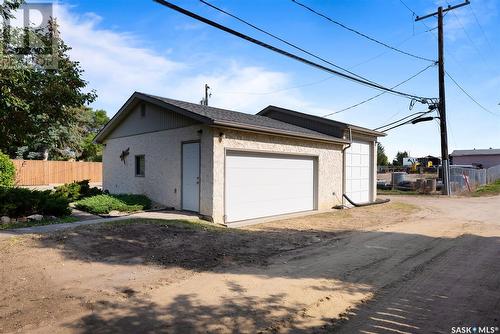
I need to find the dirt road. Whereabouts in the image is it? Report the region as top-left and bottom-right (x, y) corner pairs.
(1, 196), (499, 333)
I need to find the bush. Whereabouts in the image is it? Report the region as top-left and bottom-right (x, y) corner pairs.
(0, 151), (15, 187)
(75, 194), (152, 215)
(54, 179), (102, 201)
(0, 187), (71, 218)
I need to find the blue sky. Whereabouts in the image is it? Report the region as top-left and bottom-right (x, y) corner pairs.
(49, 0), (499, 160)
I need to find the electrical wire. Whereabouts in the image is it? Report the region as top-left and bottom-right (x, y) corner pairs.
(445, 71), (500, 117)
(445, 0), (488, 64)
(201, 0), (432, 103)
(374, 111), (431, 131)
(375, 110), (435, 132)
(323, 62), (436, 117)
(290, 0), (436, 63)
(199, 0), (374, 84)
(469, 3), (495, 53)
(218, 33), (427, 96)
(154, 0), (432, 102)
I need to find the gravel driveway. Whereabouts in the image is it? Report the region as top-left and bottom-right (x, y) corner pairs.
(0, 196), (499, 333)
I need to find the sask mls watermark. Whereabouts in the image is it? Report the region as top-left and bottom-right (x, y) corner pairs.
(451, 326), (499, 334)
(1, 1), (58, 69)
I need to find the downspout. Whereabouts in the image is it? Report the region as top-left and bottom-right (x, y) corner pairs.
(341, 127), (352, 208)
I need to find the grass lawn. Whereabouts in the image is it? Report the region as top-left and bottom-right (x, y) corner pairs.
(74, 194), (152, 215)
(0, 216), (78, 231)
(472, 180), (500, 197)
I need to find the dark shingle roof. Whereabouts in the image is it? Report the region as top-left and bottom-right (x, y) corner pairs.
(142, 93), (345, 143)
(451, 149), (500, 156)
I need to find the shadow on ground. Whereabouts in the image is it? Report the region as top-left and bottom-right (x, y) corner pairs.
(26, 215), (500, 333)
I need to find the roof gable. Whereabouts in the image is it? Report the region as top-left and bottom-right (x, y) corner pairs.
(95, 92), (348, 144)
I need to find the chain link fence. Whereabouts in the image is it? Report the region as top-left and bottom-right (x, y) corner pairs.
(487, 164), (500, 184)
(450, 164), (500, 195)
(449, 166), (486, 194)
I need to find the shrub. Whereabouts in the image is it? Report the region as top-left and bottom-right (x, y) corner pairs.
(0, 187), (71, 218)
(75, 194), (152, 215)
(0, 151), (15, 187)
(54, 179), (102, 201)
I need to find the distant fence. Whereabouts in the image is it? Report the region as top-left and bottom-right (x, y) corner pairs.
(449, 164), (500, 194)
(487, 164), (500, 184)
(12, 160), (102, 186)
(449, 166), (486, 194)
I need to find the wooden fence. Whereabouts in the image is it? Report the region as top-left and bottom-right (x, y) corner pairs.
(12, 160), (102, 186)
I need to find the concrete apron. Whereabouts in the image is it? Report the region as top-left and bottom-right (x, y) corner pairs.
(227, 208), (339, 228)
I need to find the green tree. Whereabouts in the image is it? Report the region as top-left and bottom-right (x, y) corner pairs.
(0, 151), (15, 187)
(377, 143), (389, 166)
(393, 151), (409, 166)
(77, 108), (109, 161)
(1, 5), (96, 159)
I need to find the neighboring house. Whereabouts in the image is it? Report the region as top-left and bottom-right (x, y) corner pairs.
(95, 92), (385, 225)
(451, 149), (500, 169)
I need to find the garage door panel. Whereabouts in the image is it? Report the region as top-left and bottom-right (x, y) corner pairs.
(226, 153), (315, 223)
(345, 141), (372, 204)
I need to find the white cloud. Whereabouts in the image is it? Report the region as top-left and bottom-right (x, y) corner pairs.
(53, 4), (314, 116)
(433, 0), (497, 42)
(55, 4), (184, 112)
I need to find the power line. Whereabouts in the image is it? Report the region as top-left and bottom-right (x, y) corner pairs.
(398, 0), (417, 17)
(375, 110), (434, 132)
(290, 0), (436, 63)
(323, 62), (436, 117)
(445, 0), (488, 64)
(445, 70), (500, 117)
(199, 0), (374, 84)
(154, 0), (432, 102)
(219, 35), (426, 97)
(469, 3), (495, 53)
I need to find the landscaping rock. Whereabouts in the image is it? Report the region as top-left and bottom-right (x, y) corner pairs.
(1, 216), (11, 224)
(108, 210), (122, 216)
(17, 217), (28, 223)
(27, 214), (44, 221)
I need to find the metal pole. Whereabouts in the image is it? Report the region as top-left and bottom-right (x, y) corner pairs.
(204, 84), (210, 106)
(416, 1), (470, 195)
(437, 7), (451, 195)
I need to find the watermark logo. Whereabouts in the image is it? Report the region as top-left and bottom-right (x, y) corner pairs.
(1, 2), (58, 69)
(451, 326), (499, 334)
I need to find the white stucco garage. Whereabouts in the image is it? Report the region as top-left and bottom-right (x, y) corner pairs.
(95, 92), (385, 225)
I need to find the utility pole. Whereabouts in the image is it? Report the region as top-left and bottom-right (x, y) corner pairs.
(415, 0), (470, 196)
(200, 83), (211, 106)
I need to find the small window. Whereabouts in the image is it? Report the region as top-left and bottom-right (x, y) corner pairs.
(140, 103), (146, 117)
(135, 155), (145, 177)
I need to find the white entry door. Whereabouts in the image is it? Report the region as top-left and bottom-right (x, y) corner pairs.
(225, 152), (315, 223)
(345, 141), (372, 204)
(182, 142), (200, 212)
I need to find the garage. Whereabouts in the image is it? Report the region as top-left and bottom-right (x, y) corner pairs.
(345, 141), (372, 204)
(225, 151), (316, 223)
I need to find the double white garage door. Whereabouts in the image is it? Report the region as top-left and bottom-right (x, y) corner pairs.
(224, 142), (372, 223)
(225, 152), (315, 223)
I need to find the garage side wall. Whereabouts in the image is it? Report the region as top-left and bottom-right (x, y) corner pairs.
(102, 125), (214, 217)
(212, 128), (344, 224)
